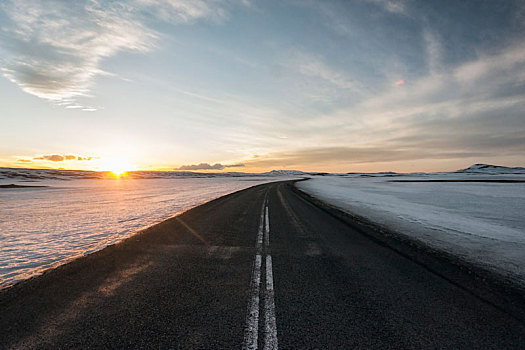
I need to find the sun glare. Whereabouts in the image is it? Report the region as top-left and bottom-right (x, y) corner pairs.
(100, 157), (135, 177)
(110, 167), (127, 177)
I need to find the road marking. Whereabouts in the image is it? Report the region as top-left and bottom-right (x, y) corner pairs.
(264, 205), (270, 247)
(243, 197), (278, 350)
(244, 254), (262, 350)
(256, 201), (265, 251)
(264, 255), (278, 350)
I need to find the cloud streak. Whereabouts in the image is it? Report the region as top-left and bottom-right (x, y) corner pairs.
(245, 146), (489, 170)
(286, 50), (366, 97)
(33, 154), (93, 162)
(135, 0), (238, 24)
(175, 162), (245, 170)
(363, 0), (407, 14)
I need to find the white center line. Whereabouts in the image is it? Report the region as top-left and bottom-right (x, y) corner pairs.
(264, 255), (278, 350)
(264, 205), (270, 248)
(256, 201), (265, 251)
(244, 254), (262, 350)
(243, 197), (278, 350)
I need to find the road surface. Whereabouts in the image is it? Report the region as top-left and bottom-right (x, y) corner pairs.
(1, 180), (524, 349)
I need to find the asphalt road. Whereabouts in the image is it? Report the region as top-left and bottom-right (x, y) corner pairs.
(1, 180), (524, 349)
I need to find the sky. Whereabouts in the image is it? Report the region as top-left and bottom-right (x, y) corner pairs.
(1, 0), (524, 173)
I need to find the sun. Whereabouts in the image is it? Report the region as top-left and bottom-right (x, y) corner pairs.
(100, 157), (136, 177)
(109, 166), (127, 177)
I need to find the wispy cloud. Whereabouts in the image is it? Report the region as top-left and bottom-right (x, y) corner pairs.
(0, 0), (155, 103)
(288, 50), (361, 92)
(175, 162), (245, 170)
(0, 0), (248, 106)
(423, 29), (443, 73)
(135, 0), (244, 24)
(362, 0), (407, 14)
(277, 49), (370, 105)
(294, 0), (407, 39)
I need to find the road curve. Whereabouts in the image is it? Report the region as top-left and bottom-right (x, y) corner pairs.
(1, 180), (524, 349)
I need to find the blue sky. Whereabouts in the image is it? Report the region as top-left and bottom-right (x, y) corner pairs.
(1, 0), (524, 172)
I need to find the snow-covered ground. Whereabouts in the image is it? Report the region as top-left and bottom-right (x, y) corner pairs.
(297, 165), (525, 286)
(0, 173), (299, 288)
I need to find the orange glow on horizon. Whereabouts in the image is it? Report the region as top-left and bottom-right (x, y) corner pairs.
(98, 157), (136, 177)
(109, 169), (127, 177)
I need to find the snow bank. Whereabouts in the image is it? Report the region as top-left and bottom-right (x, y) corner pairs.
(297, 171), (525, 285)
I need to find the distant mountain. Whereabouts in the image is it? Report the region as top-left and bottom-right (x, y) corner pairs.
(456, 164), (525, 174)
(262, 170), (310, 176)
(346, 171), (399, 177)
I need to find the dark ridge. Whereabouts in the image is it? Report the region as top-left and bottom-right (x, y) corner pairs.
(0, 184), (49, 188)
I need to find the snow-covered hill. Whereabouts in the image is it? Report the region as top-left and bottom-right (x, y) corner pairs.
(456, 164), (525, 174)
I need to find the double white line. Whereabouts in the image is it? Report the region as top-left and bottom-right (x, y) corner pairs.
(243, 199), (278, 350)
